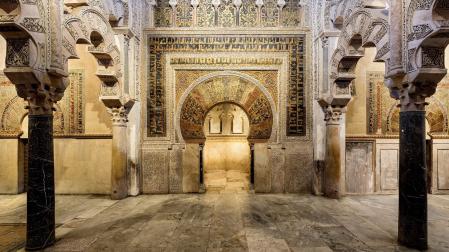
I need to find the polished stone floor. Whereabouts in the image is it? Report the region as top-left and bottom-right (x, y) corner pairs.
(1, 193), (449, 251)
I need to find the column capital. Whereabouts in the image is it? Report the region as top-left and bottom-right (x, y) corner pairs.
(16, 83), (65, 116)
(108, 106), (129, 126)
(399, 82), (437, 112)
(324, 106), (345, 125)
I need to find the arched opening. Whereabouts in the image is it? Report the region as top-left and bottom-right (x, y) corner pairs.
(203, 103), (251, 193)
(178, 73), (275, 193)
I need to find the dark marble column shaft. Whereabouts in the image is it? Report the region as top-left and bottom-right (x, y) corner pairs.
(398, 111), (427, 250)
(26, 114), (55, 250)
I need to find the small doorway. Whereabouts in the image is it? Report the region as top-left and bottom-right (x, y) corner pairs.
(203, 103), (251, 193)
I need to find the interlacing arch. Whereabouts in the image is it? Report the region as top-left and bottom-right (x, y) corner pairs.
(62, 2), (127, 102)
(328, 8), (389, 106)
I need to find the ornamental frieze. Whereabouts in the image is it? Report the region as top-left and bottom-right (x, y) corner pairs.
(153, 0), (304, 28)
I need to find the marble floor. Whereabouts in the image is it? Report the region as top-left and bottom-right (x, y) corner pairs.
(1, 194), (449, 251)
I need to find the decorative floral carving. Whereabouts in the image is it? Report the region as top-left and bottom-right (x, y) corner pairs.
(218, 0), (236, 27)
(20, 17), (45, 33)
(239, 0), (257, 27)
(6, 38), (29, 67)
(154, 0), (173, 27)
(261, 0), (279, 27)
(421, 47), (445, 68)
(407, 24), (433, 42)
(197, 0), (215, 27)
(281, 0), (301, 27)
(176, 0), (193, 27)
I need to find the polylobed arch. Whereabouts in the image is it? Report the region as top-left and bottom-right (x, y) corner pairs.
(176, 71), (277, 143)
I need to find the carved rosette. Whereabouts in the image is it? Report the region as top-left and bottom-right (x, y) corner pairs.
(108, 107), (129, 127)
(324, 106), (344, 125)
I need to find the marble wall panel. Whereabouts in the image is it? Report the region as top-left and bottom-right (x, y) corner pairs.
(269, 145), (285, 193)
(437, 149), (449, 190)
(376, 140), (399, 192)
(169, 145), (183, 193)
(182, 144), (200, 193)
(54, 138), (112, 194)
(254, 143), (270, 193)
(142, 149), (169, 194)
(284, 142), (314, 193)
(345, 141), (375, 194)
(432, 140), (449, 192)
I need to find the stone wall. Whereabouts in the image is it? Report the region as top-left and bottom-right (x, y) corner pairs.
(54, 138), (112, 194)
(0, 139), (19, 193)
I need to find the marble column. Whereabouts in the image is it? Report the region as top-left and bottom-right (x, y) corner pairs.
(398, 89), (428, 250)
(323, 106), (345, 199)
(25, 95), (56, 250)
(108, 107), (129, 200)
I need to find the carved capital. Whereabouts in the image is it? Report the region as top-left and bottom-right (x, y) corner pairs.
(324, 106), (344, 125)
(108, 106), (129, 126)
(321, 36), (329, 48)
(399, 82), (437, 112)
(16, 83), (64, 116)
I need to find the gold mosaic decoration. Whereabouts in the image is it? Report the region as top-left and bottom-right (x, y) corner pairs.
(366, 71), (396, 134)
(59, 70), (85, 133)
(367, 71), (448, 135)
(146, 35), (306, 137)
(174, 69), (279, 106)
(180, 75), (273, 140)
